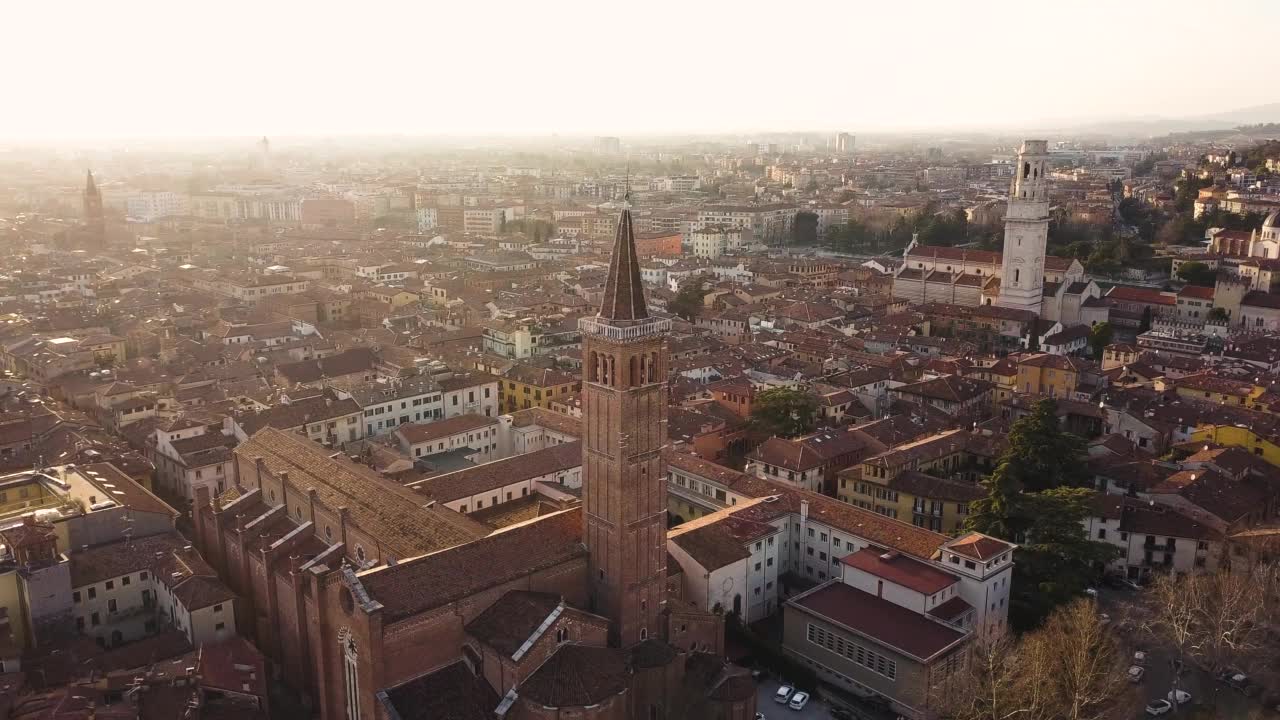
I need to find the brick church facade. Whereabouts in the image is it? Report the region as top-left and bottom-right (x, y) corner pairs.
(192, 205), (756, 720)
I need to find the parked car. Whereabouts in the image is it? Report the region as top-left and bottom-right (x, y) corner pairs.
(1145, 699), (1173, 716)
(1133, 651), (1147, 666)
(755, 713), (767, 720)
(1167, 689), (1192, 705)
(789, 692), (810, 711)
(1085, 587), (1099, 598)
(775, 686), (795, 704)
(1128, 666), (1145, 683)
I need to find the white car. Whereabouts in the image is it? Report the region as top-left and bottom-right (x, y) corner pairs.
(774, 686), (794, 704)
(1128, 666), (1145, 683)
(1167, 689), (1192, 705)
(788, 691), (810, 711)
(755, 714), (767, 720)
(1133, 651), (1148, 666)
(1145, 699), (1173, 716)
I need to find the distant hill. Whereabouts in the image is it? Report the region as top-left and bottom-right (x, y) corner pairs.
(1048, 103), (1280, 139)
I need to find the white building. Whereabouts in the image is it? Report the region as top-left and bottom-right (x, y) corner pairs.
(696, 204), (797, 245)
(690, 226), (748, 259)
(996, 140), (1051, 315)
(69, 533), (236, 649)
(126, 191), (189, 222)
(394, 413), (500, 463)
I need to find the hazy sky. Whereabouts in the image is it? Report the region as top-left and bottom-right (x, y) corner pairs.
(5, 0), (1277, 140)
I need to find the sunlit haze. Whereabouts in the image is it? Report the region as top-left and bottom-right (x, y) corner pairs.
(6, 0), (1278, 140)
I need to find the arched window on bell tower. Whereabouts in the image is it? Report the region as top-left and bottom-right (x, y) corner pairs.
(588, 351), (599, 383)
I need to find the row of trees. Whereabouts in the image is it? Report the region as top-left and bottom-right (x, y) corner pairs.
(825, 204), (992, 255)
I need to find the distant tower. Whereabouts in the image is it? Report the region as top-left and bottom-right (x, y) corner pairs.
(580, 198), (670, 648)
(258, 136), (271, 171)
(996, 140), (1050, 315)
(83, 170), (105, 247)
(833, 132), (854, 155)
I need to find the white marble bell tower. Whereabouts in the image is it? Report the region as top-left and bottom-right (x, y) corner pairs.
(996, 140), (1050, 315)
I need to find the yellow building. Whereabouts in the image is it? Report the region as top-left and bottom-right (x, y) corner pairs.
(360, 287), (420, 308)
(77, 334), (129, 364)
(965, 356), (1018, 407)
(836, 429), (985, 534)
(1015, 353), (1088, 399)
(499, 365), (580, 414)
(1166, 373), (1270, 411)
(1189, 424), (1280, 468)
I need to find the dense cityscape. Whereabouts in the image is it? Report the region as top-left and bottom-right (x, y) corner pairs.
(1, 4), (1280, 720)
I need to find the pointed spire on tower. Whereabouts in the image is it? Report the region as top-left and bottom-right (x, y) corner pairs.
(597, 205), (649, 323)
(85, 170), (97, 193)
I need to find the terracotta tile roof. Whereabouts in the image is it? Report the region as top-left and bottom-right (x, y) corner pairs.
(502, 364), (578, 388)
(379, 660), (500, 720)
(946, 532), (1014, 561)
(861, 429), (969, 471)
(275, 347), (377, 385)
(236, 391), (361, 435)
(887, 470), (986, 504)
(357, 508), (585, 622)
(893, 375), (992, 404)
(840, 547), (957, 595)
(663, 449), (777, 497)
(1106, 286), (1176, 306)
(1177, 285), (1215, 300)
(78, 462), (177, 518)
(465, 590), (563, 656)
(68, 533), (234, 610)
(0, 517), (56, 550)
(506, 407), (582, 437)
(236, 428), (485, 559)
(413, 441), (581, 503)
(790, 581), (966, 661)
(927, 594), (973, 622)
(518, 644), (629, 707)
(394, 413), (499, 445)
(670, 515), (774, 570)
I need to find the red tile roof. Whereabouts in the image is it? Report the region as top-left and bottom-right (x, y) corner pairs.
(395, 414), (499, 445)
(946, 532), (1014, 561)
(840, 548), (958, 595)
(790, 582), (966, 661)
(357, 508), (586, 622)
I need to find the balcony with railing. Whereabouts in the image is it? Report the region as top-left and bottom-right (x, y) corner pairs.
(578, 317), (671, 341)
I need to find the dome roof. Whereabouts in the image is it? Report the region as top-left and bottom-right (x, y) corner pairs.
(1266, 210), (1280, 229)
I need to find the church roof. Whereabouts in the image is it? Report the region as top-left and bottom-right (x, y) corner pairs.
(597, 208), (649, 322)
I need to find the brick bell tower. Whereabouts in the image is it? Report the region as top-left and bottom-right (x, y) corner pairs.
(580, 198), (671, 648)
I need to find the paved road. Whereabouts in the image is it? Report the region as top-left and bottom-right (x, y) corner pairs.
(756, 678), (835, 720)
(1094, 586), (1275, 719)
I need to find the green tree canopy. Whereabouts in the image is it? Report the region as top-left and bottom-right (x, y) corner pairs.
(966, 399), (1115, 630)
(1176, 260), (1216, 287)
(790, 211), (819, 246)
(668, 281), (707, 320)
(1088, 322), (1113, 361)
(1002, 398), (1089, 492)
(749, 387), (819, 438)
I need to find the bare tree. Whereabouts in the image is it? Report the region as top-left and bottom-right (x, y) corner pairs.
(930, 599), (1131, 720)
(1138, 561), (1280, 712)
(1024, 599), (1134, 720)
(931, 635), (1045, 720)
